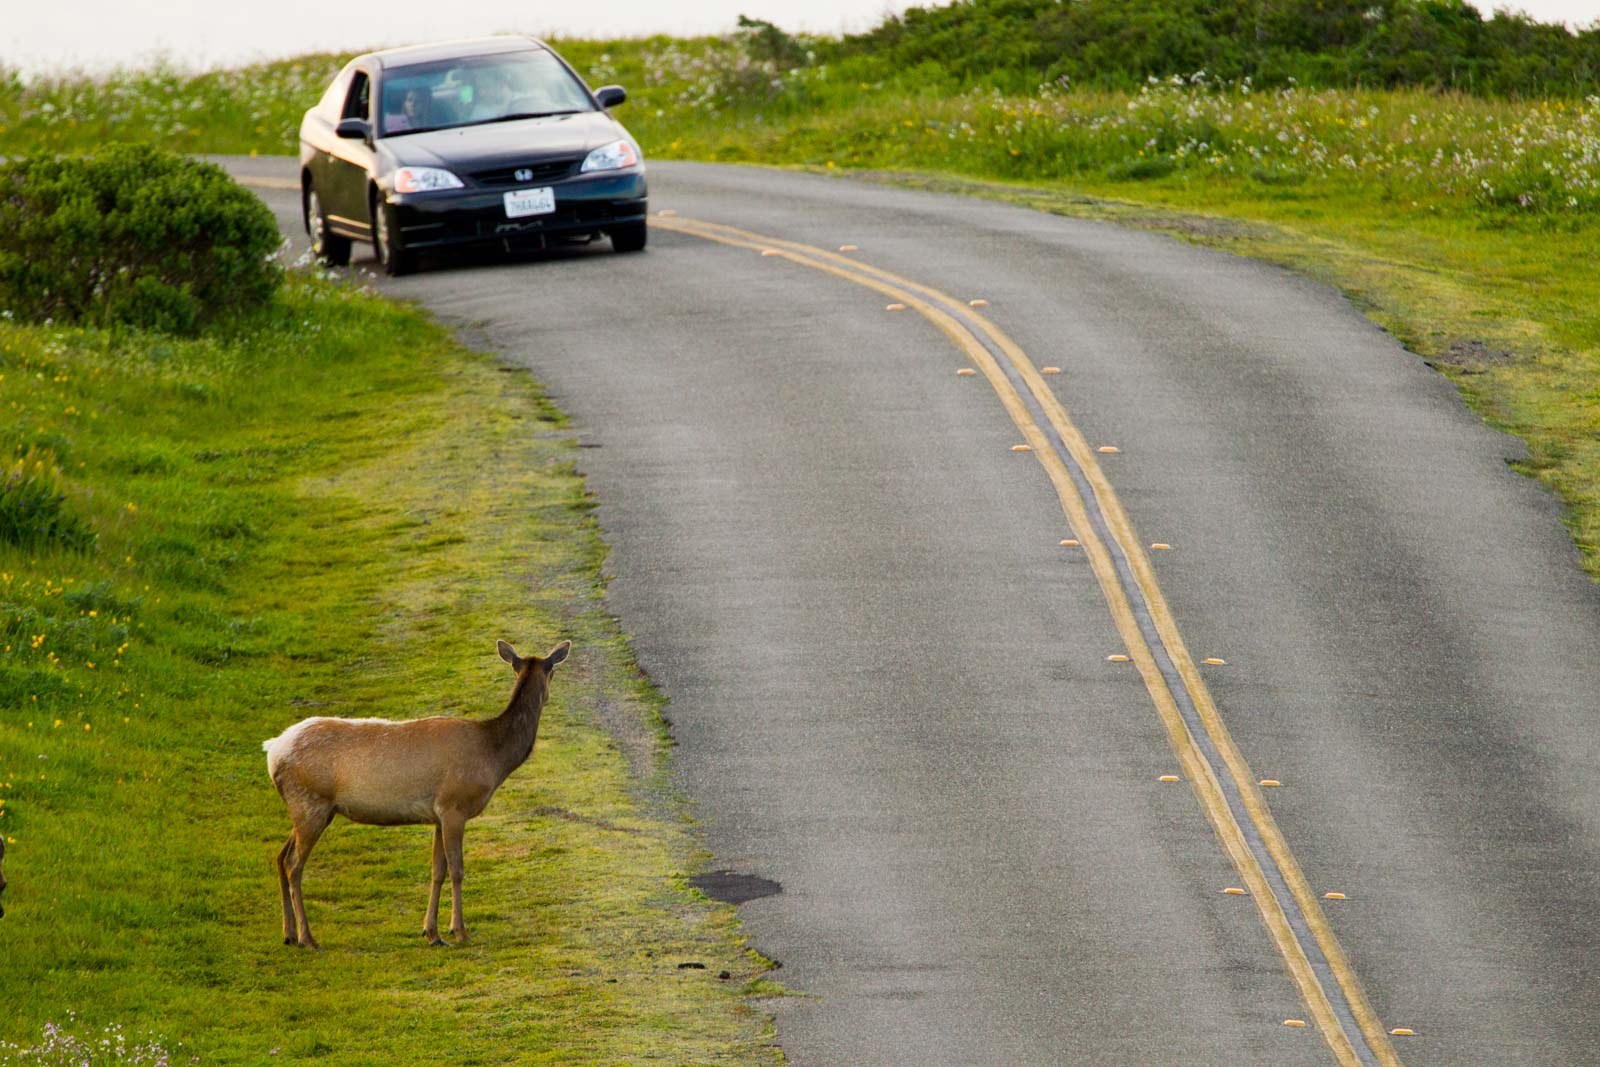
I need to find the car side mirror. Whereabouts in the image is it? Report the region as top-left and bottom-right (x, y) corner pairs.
(336, 118), (372, 142)
(594, 85), (627, 109)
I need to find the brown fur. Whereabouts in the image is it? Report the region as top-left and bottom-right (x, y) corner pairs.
(263, 638), (570, 948)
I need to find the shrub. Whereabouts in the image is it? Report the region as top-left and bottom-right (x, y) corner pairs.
(0, 144), (282, 333)
(833, 0), (1600, 97)
(0, 448), (96, 552)
(1109, 156), (1178, 181)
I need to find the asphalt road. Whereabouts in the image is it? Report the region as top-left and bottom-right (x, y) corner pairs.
(235, 156), (1600, 1066)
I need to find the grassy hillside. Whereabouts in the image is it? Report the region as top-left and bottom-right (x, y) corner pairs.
(0, 272), (779, 1063)
(828, 0), (1600, 96)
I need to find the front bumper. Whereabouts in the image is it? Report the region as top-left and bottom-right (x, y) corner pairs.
(387, 170), (648, 250)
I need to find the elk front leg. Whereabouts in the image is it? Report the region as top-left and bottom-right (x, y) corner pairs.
(423, 823), (447, 947)
(442, 813), (469, 943)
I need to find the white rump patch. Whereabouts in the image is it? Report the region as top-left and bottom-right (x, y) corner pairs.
(264, 716), (409, 775)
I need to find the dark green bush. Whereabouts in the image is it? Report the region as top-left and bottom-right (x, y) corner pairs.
(832, 0), (1600, 97)
(0, 144), (282, 333)
(1108, 156), (1178, 181)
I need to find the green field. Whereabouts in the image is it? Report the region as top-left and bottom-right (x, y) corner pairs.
(0, 276), (779, 1063)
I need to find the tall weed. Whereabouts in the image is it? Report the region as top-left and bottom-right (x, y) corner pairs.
(0, 448), (94, 553)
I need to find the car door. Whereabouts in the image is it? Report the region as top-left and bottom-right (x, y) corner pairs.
(324, 67), (377, 239)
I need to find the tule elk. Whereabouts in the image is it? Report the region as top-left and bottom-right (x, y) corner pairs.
(263, 638), (570, 948)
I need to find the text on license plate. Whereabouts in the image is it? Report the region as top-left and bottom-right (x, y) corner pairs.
(504, 187), (555, 218)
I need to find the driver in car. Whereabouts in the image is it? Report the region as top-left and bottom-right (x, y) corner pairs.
(467, 68), (514, 121)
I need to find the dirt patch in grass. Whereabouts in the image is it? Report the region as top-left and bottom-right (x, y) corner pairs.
(1432, 338), (1518, 369)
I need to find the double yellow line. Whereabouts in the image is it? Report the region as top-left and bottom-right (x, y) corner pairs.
(657, 214), (1400, 1067)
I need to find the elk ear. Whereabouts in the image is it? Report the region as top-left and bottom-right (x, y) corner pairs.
(497, 640), (521, 670)
(544, 640), (572, 671)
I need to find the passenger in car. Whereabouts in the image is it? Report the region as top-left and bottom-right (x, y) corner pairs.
(386, 87), (433, 132)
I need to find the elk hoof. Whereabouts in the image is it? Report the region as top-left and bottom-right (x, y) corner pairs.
(283, 935), (295, 946)
(425, 934), (447, 947)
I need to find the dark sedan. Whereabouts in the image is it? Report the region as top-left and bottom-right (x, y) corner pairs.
(299, 36), (647, 275)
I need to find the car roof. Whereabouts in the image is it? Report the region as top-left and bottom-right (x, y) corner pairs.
(364, 35), (549, 71)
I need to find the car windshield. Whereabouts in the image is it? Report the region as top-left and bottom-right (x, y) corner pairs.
(378, 49), (594, 137)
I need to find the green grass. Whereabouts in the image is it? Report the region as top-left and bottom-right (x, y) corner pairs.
(0, 56), (344, 157)
(0, 273), (780, 1064)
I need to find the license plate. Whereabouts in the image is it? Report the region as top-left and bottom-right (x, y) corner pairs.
(503, 187), (555, 218)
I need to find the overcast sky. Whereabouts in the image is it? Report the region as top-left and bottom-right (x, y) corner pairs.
(5, 0), (1597, 77)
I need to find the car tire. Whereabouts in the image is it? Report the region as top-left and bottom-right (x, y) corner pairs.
(372, 195), (417, 277)
(610, 222), (647, 254)
(305, 184), (351, 267)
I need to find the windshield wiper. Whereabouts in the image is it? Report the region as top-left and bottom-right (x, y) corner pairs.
(484, 109), (585, 124)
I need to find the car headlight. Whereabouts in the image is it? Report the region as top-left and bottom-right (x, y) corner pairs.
(392, 167), (464, 193)
(580, 139), (640, 173)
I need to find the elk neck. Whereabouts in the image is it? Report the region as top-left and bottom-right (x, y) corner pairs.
(484, 667), (547, 778)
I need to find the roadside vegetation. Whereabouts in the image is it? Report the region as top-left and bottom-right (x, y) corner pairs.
(0, 147), (282, 334)
(0, 207), (778, 1060)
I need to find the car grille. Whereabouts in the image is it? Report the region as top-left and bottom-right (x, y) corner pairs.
(471, 158), (583, 187)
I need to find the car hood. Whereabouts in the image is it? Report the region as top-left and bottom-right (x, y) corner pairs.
(381, 111), (628, 170)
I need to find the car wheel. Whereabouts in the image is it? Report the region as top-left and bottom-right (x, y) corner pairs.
(610, 222), (647, 254)
(305, 184), (351, 266)
(372, 195), (417, 277)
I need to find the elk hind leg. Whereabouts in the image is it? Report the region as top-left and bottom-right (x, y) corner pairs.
(422, 823), (447, 946)
(287, 806), (334, 949)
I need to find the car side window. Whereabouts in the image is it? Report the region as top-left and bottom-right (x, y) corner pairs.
(342, 71), (371, 122)
(319, 68), (353, 121)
